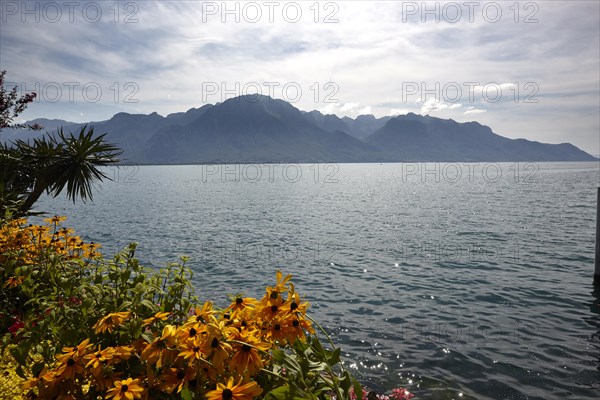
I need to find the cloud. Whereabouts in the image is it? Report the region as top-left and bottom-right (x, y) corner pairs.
(319, 103), (337, 115)
(0, 1), (597, 153)
(420, 98), (462, 114)
(464, 107), (487, 115)
(340, 102), (359, 112)
(358, 106), (372, 115)
(390, 108), (409, 116)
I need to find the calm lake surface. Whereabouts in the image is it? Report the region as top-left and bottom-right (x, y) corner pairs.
(35, 162), (600, 399)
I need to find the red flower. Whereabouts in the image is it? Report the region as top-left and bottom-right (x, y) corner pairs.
(8, 318), (24, 336)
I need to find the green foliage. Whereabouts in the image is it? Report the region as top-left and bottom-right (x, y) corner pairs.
(266, 336), (362, 400)
(0, 125), (122, 217)
(0, 217), (365, 399)
(1, 242), (197, 370)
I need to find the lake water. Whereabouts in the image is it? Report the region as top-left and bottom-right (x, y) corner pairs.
(35, 162), (600, 399)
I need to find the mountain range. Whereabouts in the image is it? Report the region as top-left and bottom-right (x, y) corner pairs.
(1, 95), (596, 163)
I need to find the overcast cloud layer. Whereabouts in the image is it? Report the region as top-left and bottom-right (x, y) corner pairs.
(1, 0), (598, 154)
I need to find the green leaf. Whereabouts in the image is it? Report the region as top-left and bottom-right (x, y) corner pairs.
(16, 365), (26, 379)
(272, 349), (286, 363)
(352, 377), (363, 400)
(266, 385), (305, 400)
(32, 361), (45, 377)
(180, 388), (192, 400)
(140, 299), (157, 312)
(329, 347), (341, 366)
(141, 332), (155, 343)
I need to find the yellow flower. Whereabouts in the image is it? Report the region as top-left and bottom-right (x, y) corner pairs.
(54, 354), (84, 381)
(53, 338), (91, 381)
(206, 376), (263, 400)
(189, 301), (216, 324)
(141, 325), (177, 368)
(178, 336), (206, 362)
(202, 323), (233, 373)
(229, 330), (270, 376)
(83, 241), (102, 258)
(93, 311), (132, 334)
(225, 296), (258, 317)
(258, 295), (285, 321)
(177, 322), (206, 342)
(142, 311), (170, 326)
(3, 275), (24, 288)
(106, 377), (144, 400)
(266, 315), (288, 344)
(84, 346), (115, 375)
(262, 271), (292, 305)
(44, 215), (67, 225)
(284, 284), (309, 315)
(159, 367), (195, 394)
(283, 315), (315, 343)
(113, 345), (135, 361)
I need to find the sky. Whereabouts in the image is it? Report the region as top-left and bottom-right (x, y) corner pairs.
(1, 0), (599, 154)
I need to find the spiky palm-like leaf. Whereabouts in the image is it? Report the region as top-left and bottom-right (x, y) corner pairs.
(0, 125), (122, 217)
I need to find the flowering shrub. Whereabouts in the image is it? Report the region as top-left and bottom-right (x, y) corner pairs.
(349, 387), (414, 400)
(0, 216), (415, 399)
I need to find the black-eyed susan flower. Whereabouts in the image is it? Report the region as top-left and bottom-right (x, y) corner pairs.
(141, 325), (177, 368)
(54, 354), (84, 381)
(257, 296), (285, 322)
(189, 301), (216, 324)
(206, 376), (263, 400)
(3, 275), (24, 288)
(53, 338), (91, 380)
(229, 330), (270, 376)
(84, 346), (115, 376)
(262, 271), (292, 306)
(44, 215), (67, 225)
(283, 315), (315, 343)
(142, 311), (170, 326)
(284, 283), (310, 315)
(113, 345), (135, 361)
(177, 321), (206, 342)
(202, 323), (233, 373)
(159, 367), (195, 394)
(265, 315), (288, 344)
(178, 336), (206, 362)
(225, 295), (258, 317)
(93, 311), (132, 334)
(106, 378), (144, 400)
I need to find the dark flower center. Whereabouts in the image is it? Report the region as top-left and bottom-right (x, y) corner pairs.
(121, 384), (129, 392)
(270, 291), (279, 299)
(189, 328), (197, 337)
(67, 358), (75, 366)
(271, 305), (278, 313)
(241, 344), (251, 352)
(292, 320), (299, 327)
(211, 337), (219, 348)
(235, 297), (243, 304)
(222, 388), (233, 400)
(193, 346), (200, 353)
(290, 302), (298, 311)
(177, 370), (186, 380)
(274, 324), (281, 331)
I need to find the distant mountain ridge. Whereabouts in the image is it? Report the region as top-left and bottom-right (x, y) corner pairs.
(1, 94), (596, 163)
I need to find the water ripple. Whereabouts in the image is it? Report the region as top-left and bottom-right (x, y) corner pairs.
(34, 162), (600, 399)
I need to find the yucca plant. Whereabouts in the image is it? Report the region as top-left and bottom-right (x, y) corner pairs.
(0, 70), (121, 218)
(0, 126), (121, 217)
